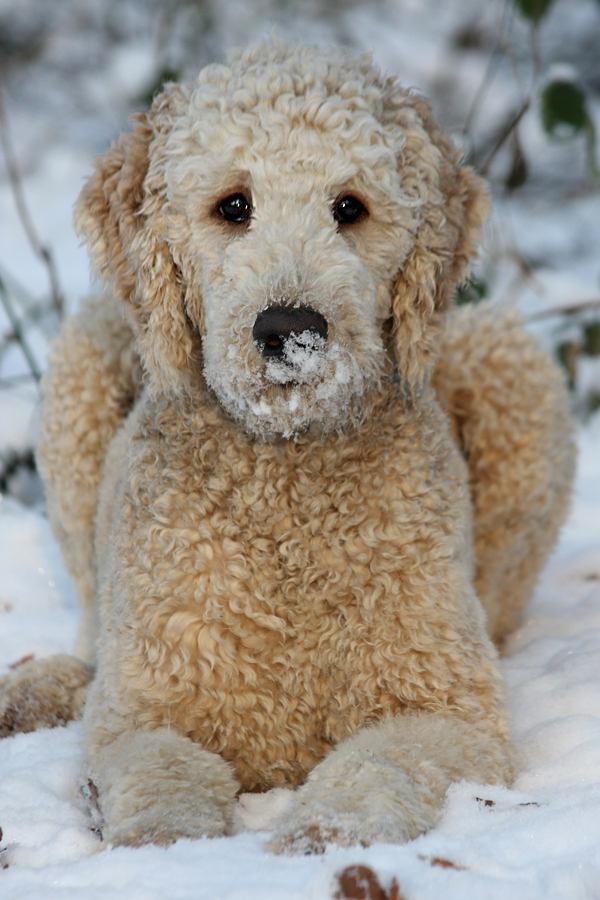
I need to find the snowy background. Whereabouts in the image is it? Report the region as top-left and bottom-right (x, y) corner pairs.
(1, 0), (600, 897)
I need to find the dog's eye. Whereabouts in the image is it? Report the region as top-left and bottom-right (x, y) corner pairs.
(218, 193), (252, 224)
(333, 195), (367, 225)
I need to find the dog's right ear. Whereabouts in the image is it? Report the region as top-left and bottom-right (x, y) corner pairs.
(74, 110), (153, 312)
(74, 86), (198, 396)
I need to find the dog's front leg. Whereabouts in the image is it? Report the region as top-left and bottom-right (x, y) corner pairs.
(268, 711), (512, 854)
(85, 728), (239, 847)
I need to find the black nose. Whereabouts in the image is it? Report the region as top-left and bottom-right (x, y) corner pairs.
(253, 305), (328, 360)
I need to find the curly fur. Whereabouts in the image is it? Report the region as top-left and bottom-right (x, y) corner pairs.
(1, 37), (575, 852)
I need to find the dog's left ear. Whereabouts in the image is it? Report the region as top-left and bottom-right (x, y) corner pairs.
(382, 89), (490, 395)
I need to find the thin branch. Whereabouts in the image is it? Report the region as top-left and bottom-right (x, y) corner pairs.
(0, 81), (64, 316)
(0, 274), (42, 382)
(467, 2), (544, 179)
(462, 0), (513, 139)
(462, 50), (503, 141)
(0, 265), (60, 338)
(585, 115), (598, 186)
(0, 373), (41, 386)
(528, 298), (600, 322)
(154, 0), (179, 68)
(478, 98), (531, 175)
(530, 21), (542, 82)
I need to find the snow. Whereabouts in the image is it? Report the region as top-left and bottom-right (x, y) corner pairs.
(265, 332), (327, 382)
(1, 0), (600, 896)
(1, 396), (599, 900)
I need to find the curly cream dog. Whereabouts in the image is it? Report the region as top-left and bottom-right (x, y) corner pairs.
(0, 37), (574, 853)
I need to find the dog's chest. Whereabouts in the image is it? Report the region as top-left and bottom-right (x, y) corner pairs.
(114, 399), (467, 789)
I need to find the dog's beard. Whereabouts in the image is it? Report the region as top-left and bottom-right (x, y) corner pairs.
(203, 330), (384, 439)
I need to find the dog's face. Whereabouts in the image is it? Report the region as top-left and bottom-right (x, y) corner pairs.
(76, 38), (489, 438)
(163, 54), (424, 437)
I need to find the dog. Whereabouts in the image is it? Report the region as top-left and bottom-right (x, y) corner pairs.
(0, 36), (575, 853)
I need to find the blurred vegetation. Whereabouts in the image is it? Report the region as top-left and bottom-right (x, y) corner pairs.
(457, 0), (600, 416)
(463, 0), (598, 186)
(0, 0), (599, 504)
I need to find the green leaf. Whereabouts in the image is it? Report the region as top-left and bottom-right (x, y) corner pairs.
(587, 391), (600, 416)
(557, 340), (578, 390)
(541, 79), (587, 137)
(513, 0), (554, 23)
(455, 276), (487, 306)
(582, 322), (600, 356)
(139, 68), (182, 108)
(505, 138), (528, 191)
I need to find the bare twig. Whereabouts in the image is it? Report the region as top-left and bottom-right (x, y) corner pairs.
(466, 1), (546, 180)
(0, 81), (64, 317)
(462, 49), (503, 141)
(530, 21), (542, 82)
(462, 0), (513, 139)
(0, 274), (42, 382)
(585, 116), (598, 186)
(154, 0), (179, 67)
(528, 298), (600, 321)
(478, 98), (531, 175)
(0, 373), (41, 386)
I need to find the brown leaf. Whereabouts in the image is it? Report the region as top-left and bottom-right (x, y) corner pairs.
(387, 880), (404, 900)
(418, 855), (466, 871)
(475, 797), (495, 807)
(8, 654), (34, 670)
(333, 865), (405, 900)
(85, 779), (99, 804)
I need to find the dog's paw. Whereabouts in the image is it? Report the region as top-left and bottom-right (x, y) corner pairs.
(90, 728), (239, 848)
(268, 810), (368, 855)
(268, 764), (426, 854)
(0, 654), (92, 737)
(102, 786), (233, 848)
(268, 797), (417, 855)
(267, 754), (435, 855)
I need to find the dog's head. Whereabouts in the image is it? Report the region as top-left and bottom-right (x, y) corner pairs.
(75, 36), (489, 438)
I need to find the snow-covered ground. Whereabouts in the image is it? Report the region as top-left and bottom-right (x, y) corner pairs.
(0, 410), (598, 899)
(1, 0), (600, 897)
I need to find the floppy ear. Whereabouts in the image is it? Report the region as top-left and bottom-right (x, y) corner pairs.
(74, 86), (200, 396)
(382, 89), (490, 395)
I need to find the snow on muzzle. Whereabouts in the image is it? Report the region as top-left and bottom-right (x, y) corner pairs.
(252, 304), (328, 376)
(203, 293), (381, 438)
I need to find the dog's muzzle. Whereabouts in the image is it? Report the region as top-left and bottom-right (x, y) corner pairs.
(253, 305), (328, 360)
